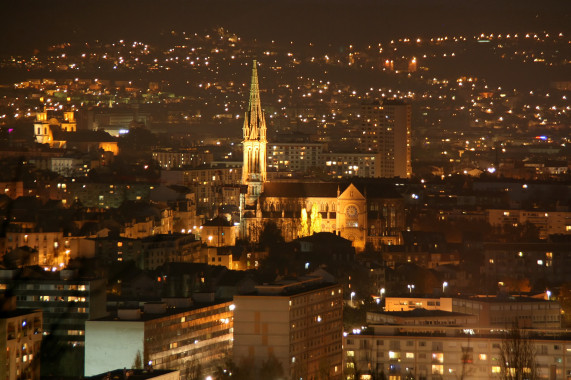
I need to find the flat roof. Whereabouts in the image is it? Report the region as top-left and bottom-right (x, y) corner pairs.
(87, 369), (178, 380)
(91, 301), (232, 323)
(0, 309), (41, 319)
(237, 277), (338, 297)
(370, 309), (473, 318)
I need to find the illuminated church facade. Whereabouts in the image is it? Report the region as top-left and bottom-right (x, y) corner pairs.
(240, 61), (404, 251)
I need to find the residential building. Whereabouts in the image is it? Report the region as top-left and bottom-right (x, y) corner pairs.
(152, 149), (213, 169)
(385, 297), (454, 312)
(487, 209), (571, 239)
(483, 242), (571, 285)
(267, 142), (325, 173)
(4, 228), (68, 268)
(160, 166), (242, 217)
(366, 309), (479, 327)
(65, 182), (152, 208)
(0, 268), (107, 347)
(384, 296), (562, 329)
(140, 233), (201, 270)
(451, 296), (561, 329)
(202, 216), (237, 248)
(323, 152), (382, 178)
(84, 300), (234, 378)
(233, 276), (344, 380)
(359, 99), (412, 178)
(344, 325), (571, 380)
(0, 308), (43, 380)
(0, 181), (25, 199)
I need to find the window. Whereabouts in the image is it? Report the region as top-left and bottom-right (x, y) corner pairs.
(389, 351), (400, 359)
(462, 347), (474, 363)
(432, 353), (444, 363)
(432, 365), (443, 375)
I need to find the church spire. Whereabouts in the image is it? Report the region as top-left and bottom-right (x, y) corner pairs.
(241, 60), (267, 206)
(243, 60), (266, 142)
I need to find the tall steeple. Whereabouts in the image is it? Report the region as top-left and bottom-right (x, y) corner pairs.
(243, 60), (267, 143)
(242, 60), (267, 206)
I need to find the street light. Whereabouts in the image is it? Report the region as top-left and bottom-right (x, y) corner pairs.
(376, 288), (386, 305)
(407, 284), (415, 294)
(350, 291), (356, 307)
(442, 281), (448, 294)
(546, 290), (551, 300)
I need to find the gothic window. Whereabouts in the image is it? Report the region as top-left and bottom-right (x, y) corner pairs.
(345, 205), (359, 228)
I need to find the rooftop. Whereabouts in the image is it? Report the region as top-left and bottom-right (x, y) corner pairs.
(370, 308), (473, 318)
(243, 275), (337, 296)
(0, 308), (41, 320)
(92, 300), (232, 323)
(86, 369), (178, 380)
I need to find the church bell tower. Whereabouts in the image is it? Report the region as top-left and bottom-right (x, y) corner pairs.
(242, 60), (267, 206)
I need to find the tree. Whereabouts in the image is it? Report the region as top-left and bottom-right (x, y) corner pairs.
(309, 204), (322, 235)
(259, 353), (284, 379)
(184, 358), (203, 380)
(299, 208), (309, 237)
(132, 350), (143, 370)
(344, 356), (361, 380)
(499, 324), (538, 380)
(259, 220), (284, 250)
(459, 343), (475, 380)
(214, 354), (252, 380)
(558, 283), (571, 327)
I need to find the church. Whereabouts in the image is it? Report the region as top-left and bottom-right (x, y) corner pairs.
(239, 61), (405, 251)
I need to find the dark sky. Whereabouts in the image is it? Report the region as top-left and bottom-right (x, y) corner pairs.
(1, 0), (569, 53)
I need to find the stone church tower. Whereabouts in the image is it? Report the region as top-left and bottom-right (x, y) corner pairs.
(242, 60), (267, 206)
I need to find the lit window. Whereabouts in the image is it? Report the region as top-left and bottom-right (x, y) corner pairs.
(432, 353), (444, 363)
(432, 365), (444, 375)
(479, 354), (487, 360)
(389, 351), (400, 359)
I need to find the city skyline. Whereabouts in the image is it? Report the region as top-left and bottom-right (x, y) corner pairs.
(0, 1), (569, 379)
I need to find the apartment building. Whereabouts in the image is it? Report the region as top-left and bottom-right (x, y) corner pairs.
(85, 300), (234, 378)
(0, 268), (106, 347)
(233, 276), (344, 379)
(344, 325), (571, 380)
(0, 308), (43, 380)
